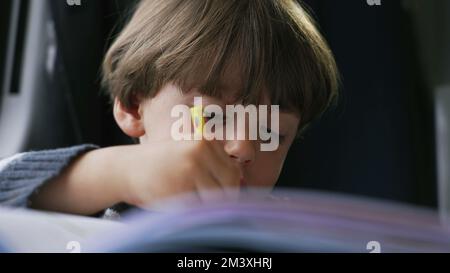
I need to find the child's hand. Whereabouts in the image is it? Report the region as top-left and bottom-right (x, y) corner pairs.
(117, 139), (242, 208)
(30, 140), (241, 215)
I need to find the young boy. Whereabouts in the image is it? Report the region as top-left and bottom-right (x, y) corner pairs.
(0, 0), (339, 216)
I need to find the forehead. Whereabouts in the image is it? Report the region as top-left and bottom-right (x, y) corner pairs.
(207, 59), (247, 103)
(180, 56), (300, 116)
(210, 62), (273, 105)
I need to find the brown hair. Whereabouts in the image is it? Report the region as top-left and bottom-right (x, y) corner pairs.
(102, 0), (340, 132)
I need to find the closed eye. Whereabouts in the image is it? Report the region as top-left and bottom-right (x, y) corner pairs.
(260, 127), (286, 144)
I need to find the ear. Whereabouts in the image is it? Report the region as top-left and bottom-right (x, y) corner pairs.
(113, 97), (145, 138)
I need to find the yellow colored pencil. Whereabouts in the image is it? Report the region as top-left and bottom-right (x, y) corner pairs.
(190, 106), (204, 135)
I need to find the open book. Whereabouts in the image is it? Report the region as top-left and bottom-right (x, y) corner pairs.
(1, 189), (450, 253)
(0, 207), (122, 253)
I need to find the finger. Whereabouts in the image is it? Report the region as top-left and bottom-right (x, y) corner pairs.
(194, 167), (227, 203)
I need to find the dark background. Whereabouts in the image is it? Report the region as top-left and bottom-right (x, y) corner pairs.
(0, 0), (444, 208)
(280, 0), (437, 207)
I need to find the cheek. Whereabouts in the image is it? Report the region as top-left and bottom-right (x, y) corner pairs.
(139, 83), (190, 142)
(142, 111), (180, 141)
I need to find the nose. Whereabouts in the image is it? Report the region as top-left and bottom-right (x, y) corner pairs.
(224, 139), (256, 165)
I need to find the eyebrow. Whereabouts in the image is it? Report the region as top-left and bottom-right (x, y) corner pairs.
(187, 85), (300, 116)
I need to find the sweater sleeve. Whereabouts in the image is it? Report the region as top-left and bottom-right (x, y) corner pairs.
(0, 144), (98, 208)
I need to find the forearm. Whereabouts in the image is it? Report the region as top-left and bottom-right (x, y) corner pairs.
(29, 147), (127, 215)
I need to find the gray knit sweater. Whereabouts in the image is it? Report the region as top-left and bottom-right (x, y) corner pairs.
(0, 144), (98, 208)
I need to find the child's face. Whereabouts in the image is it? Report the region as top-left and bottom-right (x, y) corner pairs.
(115, 64), (300, 190)
(129, 82), (300, 190)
